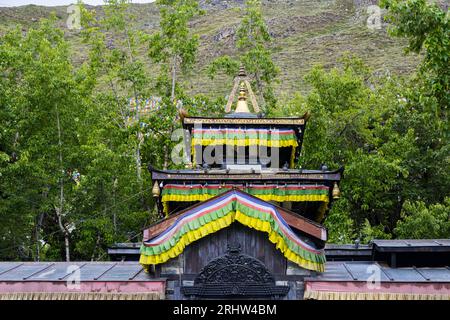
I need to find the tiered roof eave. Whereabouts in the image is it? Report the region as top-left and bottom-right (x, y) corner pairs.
(148, 164), (344, 182)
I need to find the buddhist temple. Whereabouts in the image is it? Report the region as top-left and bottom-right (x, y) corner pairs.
(139, 67), (343, 299)
(0, 69), (448, 301)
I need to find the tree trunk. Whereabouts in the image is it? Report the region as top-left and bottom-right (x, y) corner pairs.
(55, 105), (70, 262)
(64, 234), (70, 262)
(171, 55), (177, 103)
(56, 206), (70, 262)
(134, 94), (142, 184)
(163, 144), (169, 170)
(35, 213), (45, 262)
(254, 72), (265, 107)
(91, 234), (101, 261)
(134, 93), (144, 207)
(113, 178), (117, 235)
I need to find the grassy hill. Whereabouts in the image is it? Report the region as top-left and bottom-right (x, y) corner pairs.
(1, 0), (441, 100)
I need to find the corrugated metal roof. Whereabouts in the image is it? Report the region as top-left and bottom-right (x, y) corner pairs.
(1, 261), (449, 283)
(0, 262), (155, 282)
(372, 239), (450, 249)
(306, 262), (450, 283)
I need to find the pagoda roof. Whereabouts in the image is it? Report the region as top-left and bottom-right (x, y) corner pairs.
(149, 165), (343, 182)
(182, 115), (307, 126)
(140, 189), (328, 272)
(143, 189), (327, 243)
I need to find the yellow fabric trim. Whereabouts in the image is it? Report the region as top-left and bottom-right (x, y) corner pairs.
(190, 138), (298, 167)
(290, 145), (296, 168)
(162, 193), (330, 216)
(140, 210), (324, 272)
(304, 290), (450, 300)
(162, 193), (329, 203)
(140, 214), (234, 265)
(162, 202), (169, 217)
(191, 138), (298, 148)
(234, 211), (324, 272)
(0, 292), (165, 300)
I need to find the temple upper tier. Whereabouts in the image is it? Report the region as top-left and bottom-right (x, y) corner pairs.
(142, 67), (342, 273)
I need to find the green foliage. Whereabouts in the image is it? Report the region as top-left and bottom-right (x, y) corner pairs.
(142, 0), (204, 170)
(276, 50), (448, 242)
(0, 1), (157, 261)
(0, 17), (91, 260)
(323, 198), (355, 244)
(360, 220), (392, 243)
(208, 0), (279, 112)
(148, 0), (202, 98)
(151, 0), (202, 66)
(0, 0), (449, 263)
(381, 0), (449, 121)
(395, 198), (450, 239)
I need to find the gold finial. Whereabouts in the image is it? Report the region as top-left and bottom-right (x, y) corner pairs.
(303, 111), (311, 121)
(332, 182), (341, 199)
(235, 82), (251, 113)
(225, 66), (259, 114)
(178, 108), (188, 123)
(152, 181), (161, 198)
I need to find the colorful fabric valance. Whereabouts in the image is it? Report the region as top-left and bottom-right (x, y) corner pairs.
(140, 191), (326, 272)
(161, 183), (330, 218)
(191, 128), (299, 167)
(303, 291), (450, 300)
(191, 128), (299, 148)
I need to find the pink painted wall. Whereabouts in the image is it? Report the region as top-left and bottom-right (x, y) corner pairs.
(305, 281), (450, 294)
(0, 281), (165, 294)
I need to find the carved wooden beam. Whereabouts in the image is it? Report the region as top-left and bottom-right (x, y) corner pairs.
(244, 79), (260, 113)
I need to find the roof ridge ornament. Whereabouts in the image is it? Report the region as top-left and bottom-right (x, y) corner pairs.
(225, 65), (260, 114)
(235, 82), (250, 113)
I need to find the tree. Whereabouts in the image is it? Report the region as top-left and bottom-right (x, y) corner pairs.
(82, 0), (152, 196)
(395, 198), (450, 239)
(381, 0), (449, 116)
(207, 0), (279, 112)
(269, 0), (450, 242)
(73, 0), (155, 257)
(380, 0), (450, 213)
(148, 0), (202, 102)
(145, 0), (202, 169)
(271, 53), (448, 242)
(0, 17), (89, 261)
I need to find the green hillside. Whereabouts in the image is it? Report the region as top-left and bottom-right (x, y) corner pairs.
(0, 0), (432, 99)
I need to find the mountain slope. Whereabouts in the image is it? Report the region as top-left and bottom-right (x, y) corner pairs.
(0, 0), (434, 99)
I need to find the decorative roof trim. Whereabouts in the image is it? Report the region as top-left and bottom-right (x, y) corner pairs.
(143, 189), (327, 242)
(183, 117), (305, 125)
(140, 190), (326, 272)
(150, 171), (343, 182)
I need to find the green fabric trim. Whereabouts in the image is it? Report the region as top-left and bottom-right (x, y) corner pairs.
(141, 199), (325, 265)
(192, 131), (297, 141)
(141, 202), (234, 255)
(162, 186), (329, 197)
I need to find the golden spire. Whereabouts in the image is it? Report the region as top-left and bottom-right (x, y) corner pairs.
(332, 182), (341, 199)
(225, 66), (260, 114)
(238, 65), (246, 77)
(235, 82), (251, 113)
(152, 181), (161, 198)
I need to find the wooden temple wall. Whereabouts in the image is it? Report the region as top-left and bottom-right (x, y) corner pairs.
(155, 223), (315, 300)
